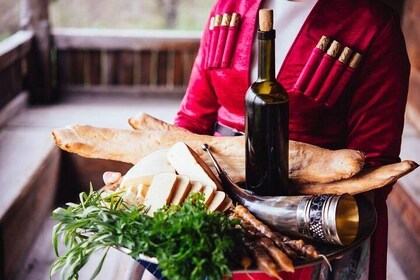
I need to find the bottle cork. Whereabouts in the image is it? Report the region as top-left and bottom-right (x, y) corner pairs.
(221, 13), (231, 26)
(316, 36), (331, 52)
(259, 9), (273, 31)
(338, 47), (353, 64)
(230, 13), (240, 27)
(214, 14), (223, 27)
(209, 17), (215, 30)
(349, 52), (362, 69)
(326, 40), (341, 57)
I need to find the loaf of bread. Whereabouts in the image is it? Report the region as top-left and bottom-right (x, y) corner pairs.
(53, 120), (418, 195)
(52, 123), (365, 184)
(295, 160), (419, 195)
(129, 113), (367, 184)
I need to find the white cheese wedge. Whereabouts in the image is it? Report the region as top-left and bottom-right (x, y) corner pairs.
(217, 195), (233, 212)
(120, 149), (175, 190)
(202, 185), (215, 206)
(171, 175), (191, 205)
(123, 184), (138, 206)
(188, 181), (203, 194)
(129, 184), (148, 205)
(139, 184), (149, 200)
(167, 142), (221, 190)
(144, 173), (177, 215)
(207, 191), (226, 212)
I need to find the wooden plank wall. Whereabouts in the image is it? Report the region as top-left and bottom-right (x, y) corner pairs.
(52, 28), (201, 97)
(0, 31), (33, 110)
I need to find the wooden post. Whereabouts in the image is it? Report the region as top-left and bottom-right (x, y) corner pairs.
(20, 0), (53, 103)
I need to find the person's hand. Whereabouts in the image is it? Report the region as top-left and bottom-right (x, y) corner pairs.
(103, 171), (122, 185)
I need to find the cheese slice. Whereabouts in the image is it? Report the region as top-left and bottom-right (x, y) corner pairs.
(139, 184), (149, 199)
(171, 175), (191, 205)
(202, 185), (215, 206)
(120, 183), (149, 206)
(123, 184), (138, 205)
(120, 149), (175, 190)
(217, 195), (233, 212)
(167, 142), (221, 190)
(189, 181), (203, 194)
(144, 173), (177, 215)
(207, 191), (226, 212)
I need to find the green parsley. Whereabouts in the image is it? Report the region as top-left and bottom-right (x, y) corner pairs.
(50, 187), (242, 280)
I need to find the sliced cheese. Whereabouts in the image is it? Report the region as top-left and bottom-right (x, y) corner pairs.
(117, 181), (149, 206)
(207, 191), (226, 212)
(132, 184), (148, 205)
(171, 175), (191, 205)
(189, 181), (203, 194)
(123, 184), (138, 205)
(144, 173), (177, 215)
(217, 195), (233, 212)
(139, 184), (149, 199)
(167, 142), (221, 190)
(120, 149), (175, 190)
(202, 185), (215, 206)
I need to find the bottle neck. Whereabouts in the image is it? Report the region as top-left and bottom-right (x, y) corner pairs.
(257, 29), (276, 81)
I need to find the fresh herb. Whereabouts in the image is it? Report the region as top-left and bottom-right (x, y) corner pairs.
(50, 187), (242, 280)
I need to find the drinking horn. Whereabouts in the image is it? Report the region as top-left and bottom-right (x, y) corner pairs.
(202, 144), (360, 246)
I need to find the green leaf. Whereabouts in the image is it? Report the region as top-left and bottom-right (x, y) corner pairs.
(52, 223), (62, 256)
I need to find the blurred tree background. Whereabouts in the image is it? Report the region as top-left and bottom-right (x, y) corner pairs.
(0, 0), (20, 41)
(0, 0), (214, 42)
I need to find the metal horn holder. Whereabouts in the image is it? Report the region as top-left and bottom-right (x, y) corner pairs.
(298, 194), (359, 245)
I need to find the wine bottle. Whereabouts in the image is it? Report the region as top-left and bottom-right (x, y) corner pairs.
(245, 9), (289, 196)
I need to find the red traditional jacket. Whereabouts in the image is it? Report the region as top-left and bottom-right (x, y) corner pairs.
(175, 0), (410, 279)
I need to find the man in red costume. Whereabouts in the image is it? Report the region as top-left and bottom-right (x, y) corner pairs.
(174, 0), (410, 279)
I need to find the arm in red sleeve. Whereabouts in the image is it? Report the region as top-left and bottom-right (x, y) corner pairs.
(346, 12), (410, 168)
(174, 15), (221, 135)
(345, 14), (410, 279)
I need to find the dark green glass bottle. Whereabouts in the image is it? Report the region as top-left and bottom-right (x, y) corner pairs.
(245, 9), (289, 196)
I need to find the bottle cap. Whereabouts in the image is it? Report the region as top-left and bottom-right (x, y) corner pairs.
(259, 9), (273, 32)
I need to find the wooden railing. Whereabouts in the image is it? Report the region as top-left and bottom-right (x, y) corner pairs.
(0, 30), (33, 110)
(0, 28), (201, 108)
(52, 28), (201, 97)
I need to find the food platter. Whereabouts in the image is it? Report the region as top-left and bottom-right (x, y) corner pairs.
(49, 113), (418, 280)
(135, 194), (376, 278)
